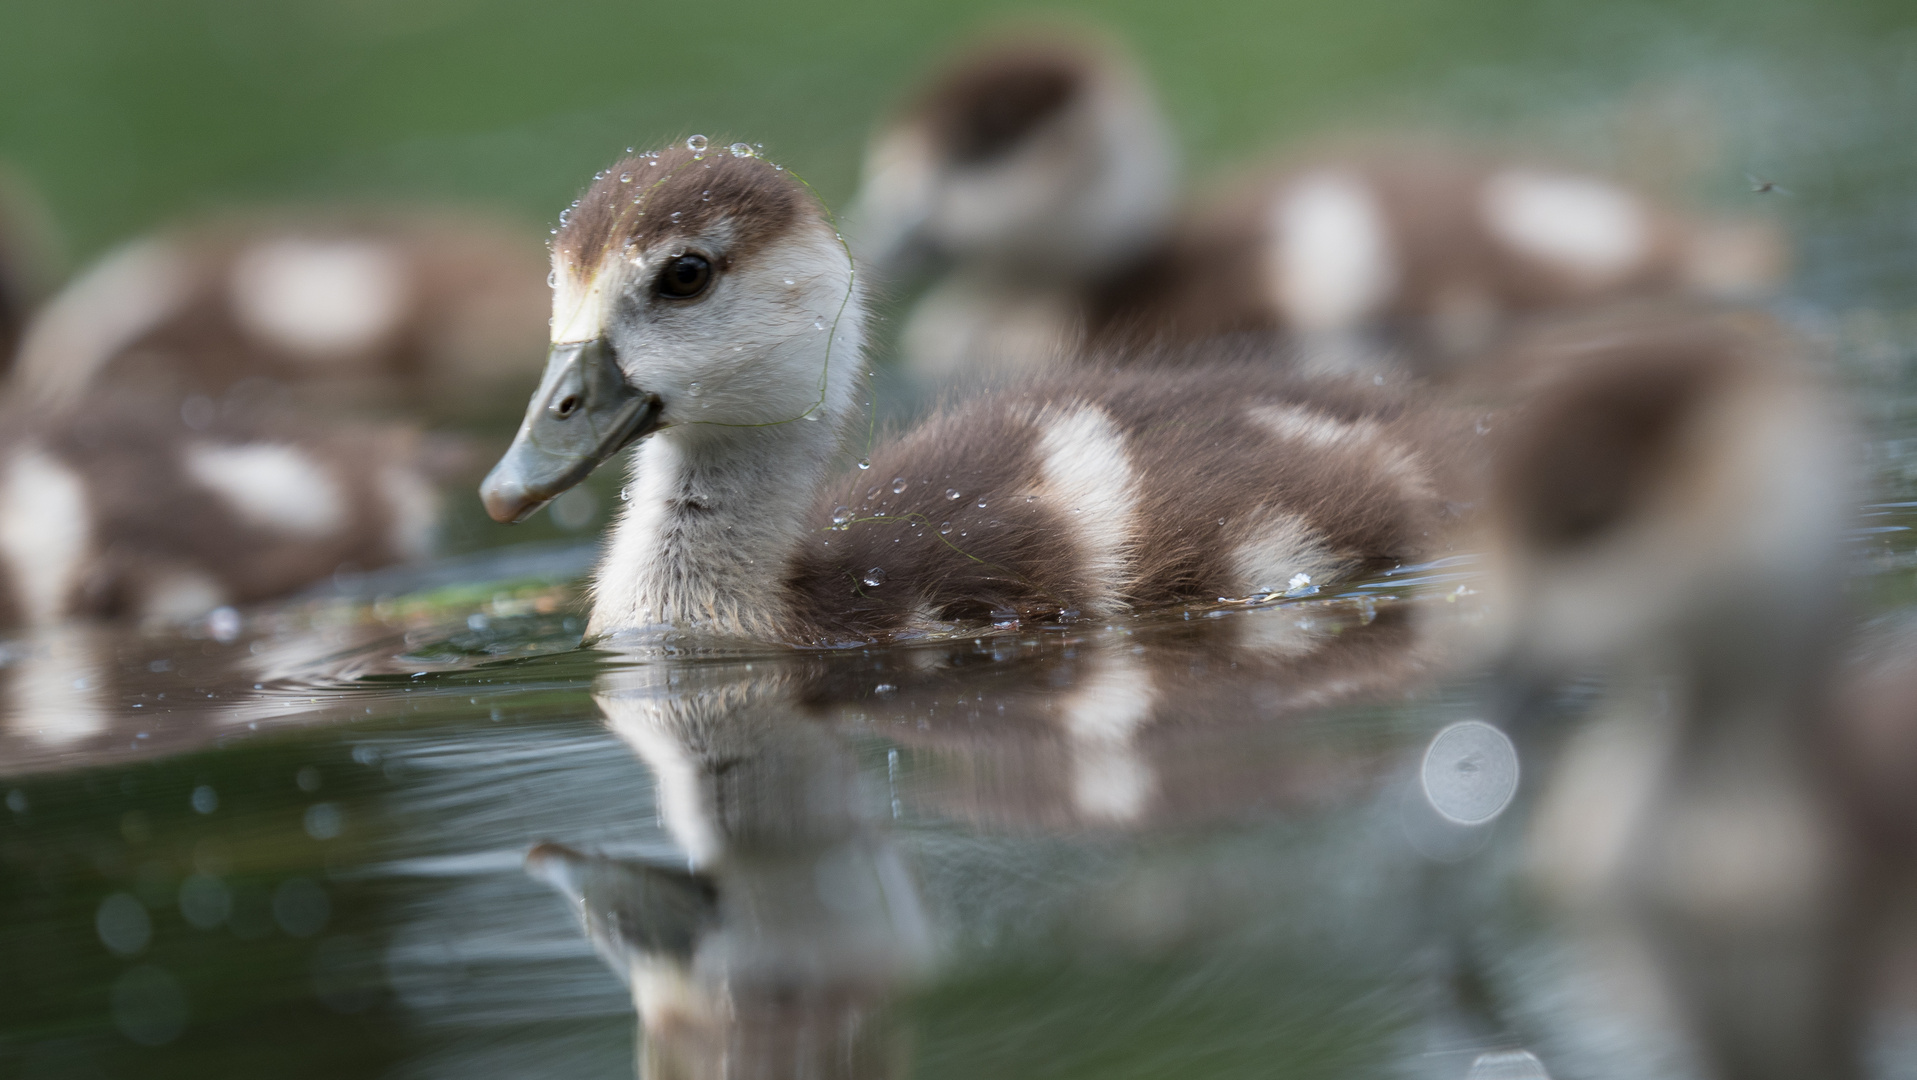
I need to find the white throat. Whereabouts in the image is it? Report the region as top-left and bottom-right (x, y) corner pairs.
(588, 299), (865, 641)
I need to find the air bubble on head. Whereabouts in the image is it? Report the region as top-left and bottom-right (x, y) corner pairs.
(729, 142), (755, 157)
(862, 567), (886, 588)
(686, 135), (708, 152)
(891, 477), (907, 494)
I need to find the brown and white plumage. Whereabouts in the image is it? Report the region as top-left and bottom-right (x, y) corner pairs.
(0, 395), (438, 630)
(1476, 307), (1864, 1080)
(8, 208), (547, 417)
(849, 27), (1785, 385)
(481, 145), (1482, 646)
(1093, 143), (1788, 376)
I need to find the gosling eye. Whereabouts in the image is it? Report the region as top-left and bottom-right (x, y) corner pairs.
(656, 253), (713, 300)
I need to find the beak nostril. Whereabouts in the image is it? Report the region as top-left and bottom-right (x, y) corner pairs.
(555, 395), (579, 417)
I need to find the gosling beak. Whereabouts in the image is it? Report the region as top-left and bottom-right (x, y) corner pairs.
(480, 338), (662, 523)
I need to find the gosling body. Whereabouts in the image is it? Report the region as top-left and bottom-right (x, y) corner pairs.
(851, 28), (1784, 384)
(0, 396), (437, 630)
(483, 146), (1480, 646)
(9, 209), (548, 416)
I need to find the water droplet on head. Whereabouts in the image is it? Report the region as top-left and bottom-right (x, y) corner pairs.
(686, 135), (708, 152)
(783, 278), (795, 286)
(618, 172), (632, 183)
(939, 522), (952, 534)
(945, 489), (961, 501)
(831, 506), (852, 526)
(813, 318), (826, 330)
(866, 485), (880, 499)
(546, 270), (557, 287)
(687, 382), (702, 397)
(891, 477), (907, 494)
(557, 209), (570, 226)
(729, 142), (755, 157)
(669, 210), (682, 221)
(976, 499), (987, 509)
(857, 459), (871, 471)
(862, 567), (887, 588)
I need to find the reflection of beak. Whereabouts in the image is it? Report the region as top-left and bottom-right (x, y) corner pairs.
(480, 338), (661, 524)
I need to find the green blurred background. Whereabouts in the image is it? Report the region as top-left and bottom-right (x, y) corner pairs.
(3, 0), (1914, 305)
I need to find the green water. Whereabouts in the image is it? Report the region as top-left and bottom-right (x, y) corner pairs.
(5, 1), (1917, 1077)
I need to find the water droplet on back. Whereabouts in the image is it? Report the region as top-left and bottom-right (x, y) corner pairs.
(976, 499), (988, 509)
(831, 506), (852, 526)
(939, 522), (952, 534)
(546, 270), (557, 287)
(686, 135), (708, 152)
(891, 477), (907, 494)
(945, 489), (961, 501)
(729, 142), (755, 157)
(618, 172), (632, 183)
(857, 459), (871, 471)
(862, 567), (887, 588)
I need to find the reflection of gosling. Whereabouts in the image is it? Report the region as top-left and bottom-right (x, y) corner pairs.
(0, 396), (439, 629)
(481, 145), (1485, 644)
(849, 27), (1784, 385)
(1479, 309), (1861, 1080)
(8, 209), (548, 417)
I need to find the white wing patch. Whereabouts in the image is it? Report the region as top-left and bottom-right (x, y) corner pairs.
(0, 447), (93, 624)
(1033, 404), (1139, 615)
(1230, 404), (1436, 597)
(1480, 169), (1649, 284)
(185, 442), (345, 537)
(1251, 404), (1433, 504)
(13, 239), (193, 409)
(1269, 171), (1397, 333)
(1226, 509), (1341, 600)
(230, 239), (409, 358)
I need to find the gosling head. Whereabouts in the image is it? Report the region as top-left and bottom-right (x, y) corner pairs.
(481, 144), (862, 523)
(850, 27), (1178, 283)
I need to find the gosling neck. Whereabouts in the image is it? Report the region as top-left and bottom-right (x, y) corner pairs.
(588, 355), (865, 642)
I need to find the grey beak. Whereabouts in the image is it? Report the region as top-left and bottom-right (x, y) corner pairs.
(479, 338), (661, 524)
